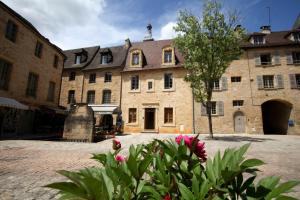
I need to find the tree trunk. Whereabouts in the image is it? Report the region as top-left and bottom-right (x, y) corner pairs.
(207, 101), (214, 138)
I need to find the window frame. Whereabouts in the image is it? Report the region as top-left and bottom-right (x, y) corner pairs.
(293, 32), (300, 42)
(231, 76), (241, 83)
(128, 108), (137, 123)
(89, 73), (96, 83)
(104, 72), (112, 83)
(164, 107), (173, 124)
(47, 81), (56, 102)
(233, 100), (244, 107)
(213, 80), (220, 90)
(132, 53), (140, 66)
(75, 54), (81, 64)
(87, 90), (95, 104)
(292, 52), (300, 64)
(131, 75), (139, 91)
(102, 90), (111, 104)
(5, 20), (18, 42)
(101, 54), (109, 64)
(34, 41), (43, 58)
(253, 35), (264, 45)
(263, 75), (274, 89)
(69, 72), (76, 81)
(295, 74), (300, 88)
(53, 55), (59, 68)
(260, 54), (272, 65)
(0, 59), (12, 90)
(210, 102), (217, 115)
(68, 90), (75, 104)
(164, 73), (173, 90)
(26, 72), (39, 98)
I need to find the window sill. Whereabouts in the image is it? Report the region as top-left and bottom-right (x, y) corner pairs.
(163, 88), (175, 92)
(126, 123), (139, 126)
(146, 90), (155, 93)
(104, 81), (112, 83)
(162, 62), (175, 66)
(162, 123), (176, 127)
(129, 90), (141, 93)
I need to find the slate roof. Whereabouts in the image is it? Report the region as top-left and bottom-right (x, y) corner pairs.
(123, 39), (184, 72)
(0, 1), (65, 58)
(83, 45), (128, 71)
(63, 46), (100, 69)
(241, 30), (300, 48)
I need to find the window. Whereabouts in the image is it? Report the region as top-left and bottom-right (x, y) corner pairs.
(260, 54), (272, 65)
(68, 90), (75, 104)
(53, 55), (59, 68)
(132, 53), (140, 65)
(5, 20), (17, 42)
(69, 72), (76, 81)
(233, 100), (244, 107)
(253, 35), (264, 45)
(128, 108), (137, 123)
(164, 73), (173, 89)
(105, 72), (112, 82)
(164, 108), (173, 123)
(263, 75), (274, 88)
(34, 41), (43, 58)
(148, 81), (153, 90)
(296, 74), (300, 88)
(102, 90), (111, 104)
(26, 72), (39, 97)
(211, 102), (217, 115)
(292, 52), (300, 64)
(87, 90), (95, 104)
(0, 59), (12, 90)
(131, 75), (139, 90)
(164, 50), (172, 63)
(75, 55), (81, 64)
(89, 73), (96, 83)
(47, 82), (56, 102)
(231, 76), (241, 82)
(213, 80), (220, 90)
(293, 32), (300, 42)
(101, 54), (108, 64)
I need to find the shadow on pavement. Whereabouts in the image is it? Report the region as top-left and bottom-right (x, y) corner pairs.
(209, 136), (274, 142)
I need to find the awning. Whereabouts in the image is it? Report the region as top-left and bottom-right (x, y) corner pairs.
(0, 97), (29, 110)
(40, 105), (68, 115)
(88, 104), (120, 115)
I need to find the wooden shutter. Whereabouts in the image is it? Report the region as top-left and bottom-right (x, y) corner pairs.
(254, 54), (261, 66)
(201, 104), (207, 116)
(221, 77), (227, 90)
(272, 52), (281, 65)
(217, 101), (224, 116)
(276, 74), (284, 89)
(289, 74), (297, 89)
(286, 51), (293, 65)
(257, 75), (263, 89)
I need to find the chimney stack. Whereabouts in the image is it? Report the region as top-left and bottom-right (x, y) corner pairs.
(260, 25), (271, 34)
(143, 23), (154, 41)
(125, 38), (131, 48)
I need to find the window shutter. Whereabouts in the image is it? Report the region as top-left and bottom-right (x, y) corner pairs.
(201, 104), (207, 116)
(217, 101), (224, 116)
(255, 54), (261, 66)
(289, 74), (297, 89)
(221, 77), (227, 90)
(257, 75), (263, 89)
(272, 52), (281, 65)
(276, 74), (284, 89)
(286, 52), (293, 65)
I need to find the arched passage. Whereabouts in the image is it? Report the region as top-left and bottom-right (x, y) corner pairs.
(261, 100), (292, 135)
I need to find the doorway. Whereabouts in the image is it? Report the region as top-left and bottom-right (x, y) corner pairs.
(234, 111), (245, 133)
(144, 108), (155, 130)
(261, 100), (292, 135)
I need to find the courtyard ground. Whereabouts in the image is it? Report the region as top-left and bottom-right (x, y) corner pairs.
(0, 134), (300, 199)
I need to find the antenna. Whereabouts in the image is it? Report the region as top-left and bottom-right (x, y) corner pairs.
(266, 6), (271, 26)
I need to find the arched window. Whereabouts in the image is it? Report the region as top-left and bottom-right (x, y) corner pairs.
(102, 90), (111, 104)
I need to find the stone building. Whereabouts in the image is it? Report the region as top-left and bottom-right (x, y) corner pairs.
(195, 26), (300, 135)
(0, 2), (65, 137)
(60, 41), (129, 138)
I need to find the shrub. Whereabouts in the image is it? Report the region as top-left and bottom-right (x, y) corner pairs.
(46, 135), (299, 199)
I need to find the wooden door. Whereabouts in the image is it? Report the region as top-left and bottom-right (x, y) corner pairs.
(234, 112), (245, 133)
(144, 108), (155, 130)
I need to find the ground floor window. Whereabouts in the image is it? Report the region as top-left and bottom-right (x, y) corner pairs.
(129, 108), (137, 123)
(211, 102), (217, 115)
(164, 107), (173, 123)
(87, 90), (95, 104)
(233, 100), (244, 107)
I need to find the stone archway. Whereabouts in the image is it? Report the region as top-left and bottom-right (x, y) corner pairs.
(234, 111), (246, 133)
(261, 100), (292, 135)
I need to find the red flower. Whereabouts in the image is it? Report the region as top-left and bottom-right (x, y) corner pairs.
(175, 135), (207, 161)
(112, 139), (121, 150)
(164, 193), (171, 200)
(115, 154), (126, 162)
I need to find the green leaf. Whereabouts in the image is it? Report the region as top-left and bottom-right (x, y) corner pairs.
(266, 181), (300, 199)
(276, 195), (298, 200)
(241, 159), (265, 169)
(141, 185), (162, 200)
(45, 182), (87, 199)
(178, 182), (195, 200)
(240, 176), (256, 193)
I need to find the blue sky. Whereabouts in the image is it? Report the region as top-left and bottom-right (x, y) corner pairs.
(3, 0), (299, 50)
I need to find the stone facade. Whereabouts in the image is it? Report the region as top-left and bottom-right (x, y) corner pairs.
(0, 2), (64, 108)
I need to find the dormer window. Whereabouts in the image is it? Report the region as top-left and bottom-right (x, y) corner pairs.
(101, 54), (108, 64)
(253, 35), (265, 45)
(162, 46), (175, 65)
(74, 50), (88, 64)
(132, 53), (140, 65)
(75, 55), (81, 64)
(293, 32), (300, 42)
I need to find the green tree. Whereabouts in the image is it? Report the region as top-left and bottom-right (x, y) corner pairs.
(173, 0), (245, 138)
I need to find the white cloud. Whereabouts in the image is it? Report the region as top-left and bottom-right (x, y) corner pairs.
(159, 21), (177, 40)
(2, 0), (144, 49)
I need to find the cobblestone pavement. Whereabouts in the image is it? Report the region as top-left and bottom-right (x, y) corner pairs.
(0, 134), (300, 199)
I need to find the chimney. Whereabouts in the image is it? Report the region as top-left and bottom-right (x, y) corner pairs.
(143, 23), (154, 41)
(260, 25), (271, 34)
(125, 38), (131, 48)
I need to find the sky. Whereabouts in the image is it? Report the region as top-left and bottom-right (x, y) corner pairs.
(2, 0), (299, 50)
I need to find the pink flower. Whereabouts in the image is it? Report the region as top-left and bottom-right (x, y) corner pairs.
(175, 135), (207, 161)
(115, 154), (126, 162)
(164, 193), (171, 200)
(112, 139), (121, 150)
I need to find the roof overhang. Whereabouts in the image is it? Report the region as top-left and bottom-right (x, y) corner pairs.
(0, 97), (29, 110)
(88, 104), (120, 115)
